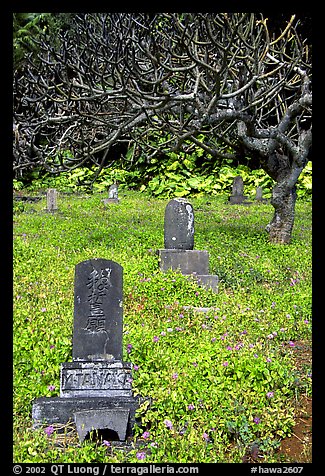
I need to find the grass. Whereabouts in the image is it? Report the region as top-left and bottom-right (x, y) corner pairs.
(13, 190), (312, 463)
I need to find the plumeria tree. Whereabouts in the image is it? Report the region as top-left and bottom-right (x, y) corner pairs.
(13, 13), (312, 243)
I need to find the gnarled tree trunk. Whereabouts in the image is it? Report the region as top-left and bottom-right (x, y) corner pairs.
(266, 182), (297, 244)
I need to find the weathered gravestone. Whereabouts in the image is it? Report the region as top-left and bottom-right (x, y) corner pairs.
(46, 188), (58, 212)
(102, 184), (120, 204)
(255, 186), (267, 203)
(228, 176), (249, 204)
(164, 198), (194, 250)
(32, 259), (138, 442)
(157, 198), (218, 292)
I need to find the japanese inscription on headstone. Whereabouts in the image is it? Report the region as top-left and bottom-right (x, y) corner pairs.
(32, 259), (138, 442)
(73, 259), (123, 361)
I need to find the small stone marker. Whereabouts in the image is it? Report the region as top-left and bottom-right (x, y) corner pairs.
(32, 259), (138, 443)
(228, 176), (249, 204)
(255, 186), (263, 201)
(164, 198), (194, 250)
(102, 184), (120, 204)
(255, 186), (267, 203)
(157, 198), (218, 292)
(46, 188), (58, 211)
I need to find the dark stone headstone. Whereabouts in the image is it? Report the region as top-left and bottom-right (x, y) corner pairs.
(73, 259), (123, 361)
(255, 186), (263, 201)
(32, 259), (138, 443)
(255, 186), (267, 203)
(232, 176), (244, 196)
(164, 198), (194, 250)
(228, 176), (249, 204)
(157, 198), (218, 293)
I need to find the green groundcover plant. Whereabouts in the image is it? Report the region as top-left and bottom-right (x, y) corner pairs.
(13, 161), (312, 200)
(13, 190), (311, 463)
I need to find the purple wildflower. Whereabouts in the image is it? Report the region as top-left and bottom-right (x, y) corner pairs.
(164, 419), (173, 429)
(188, 404), (195, 410)
(142, 431), (150, 439)
(136, 451), (146, 460)
(253, 417), (261, 424)
(102, 440), (111, 447)
(48, 385), (55, 392)
(127, 344), (133, 353)
(266, 391), (274, 398)
(44, 425), (54, 437)
(202, 432), (210, 441)
(153, 335), (159, 342)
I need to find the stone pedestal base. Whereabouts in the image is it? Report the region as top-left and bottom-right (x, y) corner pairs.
(157, 249), (218, 292)
(32, 395), (138, 441)
(193, 274), (219, 292)
(60, 361), (132, 398)
(229, 195), (248, 204)
(32, 360), (138, 442)
(157, 249), (209, 275)
(102, 198), (120, 204)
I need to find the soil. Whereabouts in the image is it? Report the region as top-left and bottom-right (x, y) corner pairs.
(277, 340), (312, 463)
(278, 394), (312, 462)
(243, 340), (312, 463)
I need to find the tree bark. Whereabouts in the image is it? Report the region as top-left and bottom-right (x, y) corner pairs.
(266, 179), (297, 244)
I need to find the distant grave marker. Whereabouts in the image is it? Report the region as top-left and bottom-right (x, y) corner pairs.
(102, 184), (120, 204)
(46, 188), (58, 212)
(255, 186), (267, 203)
(228, 176), (251, 204)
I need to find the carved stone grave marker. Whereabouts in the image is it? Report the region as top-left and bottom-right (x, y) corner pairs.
(157, 198), (218, 292)
(228, 176), (249, 204)
(72, 259), (123, 361)
(164, 198), (194, 250)
(255, 186), (267, 203)
(46, 188), (58, 212)
(32, 259), (138, 443)
(102, 184), (120, 204)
